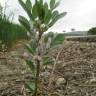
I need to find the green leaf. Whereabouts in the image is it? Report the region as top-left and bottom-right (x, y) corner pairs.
(18, 0), (27, 11)
(19, 15), (30, 31)
(44, 2), (48, 14)
(25, 44), (33, 54)
(39, 0), (43, 5)
(26, 60), (35, 75)
(35, 1), (45, 22)
(43, 2), (50, 24)
(44, 10), (52, 24)
(44, 32), (54, 43)
(32, 2), (38, 19)
(50, 0), (55, 10)
(30, 39), (37, 54)
(52, 11), (59, 19)
(26, 0), (32, 11)
(43, 57), (54, 65)
(25, 39), (37, 55)
(52, 1), (60, 10)
(49, 12), (67, 27)
(25, 81), (35, 92)
(50, 33), (65, 48)
(18, 0), (33, 21)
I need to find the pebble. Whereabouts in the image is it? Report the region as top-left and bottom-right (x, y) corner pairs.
(56, 78), (66, 86)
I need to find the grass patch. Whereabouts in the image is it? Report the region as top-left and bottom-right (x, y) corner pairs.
(0, 17), (28, 51)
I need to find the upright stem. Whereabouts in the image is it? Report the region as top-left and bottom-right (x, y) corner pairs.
(34, 59), (40, 96)
(33, 31), (42, 96)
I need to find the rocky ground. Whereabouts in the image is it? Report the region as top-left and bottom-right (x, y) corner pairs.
(0, 40), (96, 96)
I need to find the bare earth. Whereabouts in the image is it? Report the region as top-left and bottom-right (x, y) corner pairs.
(0, 41), (96, 96)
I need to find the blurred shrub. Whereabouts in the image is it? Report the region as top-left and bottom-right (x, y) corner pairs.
(88, 27), (96, 35)
(0, 17), (28, 51)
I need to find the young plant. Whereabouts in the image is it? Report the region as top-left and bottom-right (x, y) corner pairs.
(18, 0), (67, 95)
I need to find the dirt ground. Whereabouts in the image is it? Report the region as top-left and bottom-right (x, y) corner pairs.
(0, 41), (96, 96)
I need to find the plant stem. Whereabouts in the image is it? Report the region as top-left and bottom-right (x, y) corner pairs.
(34, 31), (42, 96)
(34, 59), (40, 96)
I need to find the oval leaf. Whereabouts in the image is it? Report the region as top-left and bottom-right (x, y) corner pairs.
(19, 15), (30, 31)
(49, 12), (67, 27)
(43, 57), (54, 65)
(26, 60), (35, 76)
(18, 0), (33, 21)
(25, 39), (37, 55)
(25, 81), (35, 92)
(50, 33), (65, 48)
(26, 0), (32, 11)
(50, 0), (55, 10)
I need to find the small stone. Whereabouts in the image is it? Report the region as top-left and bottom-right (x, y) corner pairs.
(89, 78), (96, 83)
(56, 78), (66, 86)
(72, 90), (77, 93)
(23, 52), (29, 57)
(40, 71), (50, 79)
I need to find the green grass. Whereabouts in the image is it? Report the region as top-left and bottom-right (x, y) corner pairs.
(0, 17), (28, 51)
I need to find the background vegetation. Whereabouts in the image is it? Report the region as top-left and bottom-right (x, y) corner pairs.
(88, 27), (96, 35)
(0, 3), (28, 51)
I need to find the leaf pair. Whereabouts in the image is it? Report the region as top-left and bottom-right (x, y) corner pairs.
(18, 0), (33, 21)
(48, 12), (67, 27)
(50, 0), (60, 11)
(44, 32), (65, 48)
